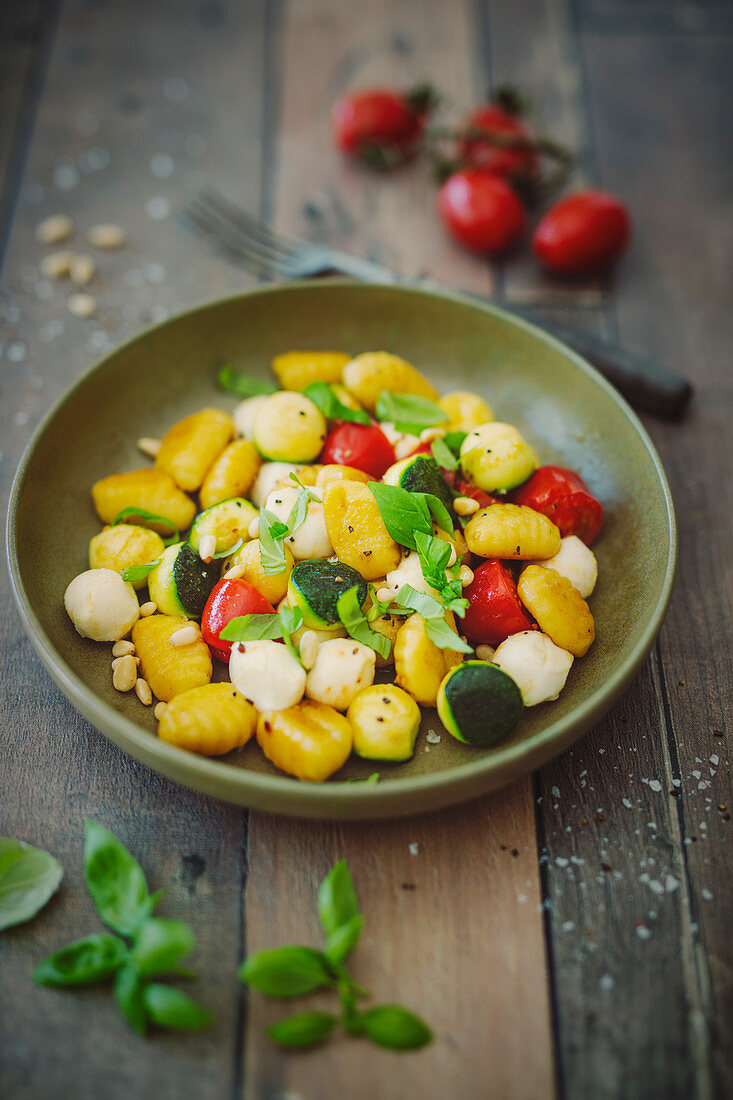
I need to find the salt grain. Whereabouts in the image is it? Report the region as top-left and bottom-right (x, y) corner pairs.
(599, 974), (615, 991)
(426, 730), (441, 744)
(636, 924), (652, 940)
(408, 842), (419, 856)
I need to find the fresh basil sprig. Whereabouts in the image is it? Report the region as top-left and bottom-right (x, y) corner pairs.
(258, 508), (291, 575)
(219, 606), (304, 662)
(374, 391), (448, 435)
(111, 507), (179, 547)
(413, 530), (469, 618)
(367, 482), (452, 551)
(241, 859), (431, 1052)
(0, 838), (63, 932)
(212, 537), (244, 560)
(336, 587), (392, 660)
(218, 364), (277, 398)
(393, 585), (473, 654)
(303, 381), (370, 426)
(33, 822), (210, 1036)
(120, 558), (161, 584)
(430, 436), (459, 471)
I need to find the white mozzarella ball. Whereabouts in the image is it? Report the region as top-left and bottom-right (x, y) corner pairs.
(233, 395), (268, 440)
(229, 639), (306, 711)
(385, 550), (440, 600)
(305, 638), (376, 711)
(265, 485), (333, 560)
(250, 461), (300, 509)
(64, 568), (140, 642)
(532, 535), (597, 598)
(492, 631), (573, 707)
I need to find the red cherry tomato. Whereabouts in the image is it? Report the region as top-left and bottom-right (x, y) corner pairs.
(462, 559), (535, 647)
(460, 103), (538, 179)
(455, 479), (501, 509)
(332, 88), (431, 163)
(320, 422), (395, 479)
(201, 578), (275, 662)
(533, 190), (631, 274)
(512, 466), (603, 546)
(438, 170), (526, 253)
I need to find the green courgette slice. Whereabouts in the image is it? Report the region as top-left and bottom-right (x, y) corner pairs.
(388, 454), (455, 516)
(437, 661), (523, 746)
(148, 542), (220, 618)
(188, 497), (257, 554)
(288, 559), (368, 630)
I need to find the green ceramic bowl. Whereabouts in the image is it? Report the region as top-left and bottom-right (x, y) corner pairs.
(7, 281), (676, 819)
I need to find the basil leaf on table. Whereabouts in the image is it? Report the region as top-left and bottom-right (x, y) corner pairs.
(374, 391), (448, 435)
(361, 1004), (433, 1050)
(218, 364), (277, 398)
(318, 859), (360, 938)
(84, 821), (157, 936)
(268, 1011), (338, 1049)
(336, 587), (392, 660)
(111, 507), (179, 547)
(114, 965), (148, 1036)
(130, 918), (195, 977)
(220, 613), (283, 643)
(0, 838), (63, 932)
(303, 381), (370, 425)
(324, 914), (364, 966)
(142, 984), (212, 1031)
(33, 933), (128, 987)
(240, 946), (334, 997)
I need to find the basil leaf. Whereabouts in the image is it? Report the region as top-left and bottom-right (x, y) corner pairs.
(285, 489), (310, 535)
(279, 605), (304, 661)
(258, 508), (289, 575)
(344, 773), (380, 785)
(324, 914), (363, 965)
(131, 918), (195, 977)
(33, 933), (128, 987)
(239, 946), (333, 997)
(374, 391), (448, 435)
(367, 482), (433, 550)
(218, 364), (277, 398)
(361, 1004), (432, 1050)
(318, 859), (360, 937)
(423, 493), (453, 535)
(115, 965), (148, 1035)
(336, 586), (392, 659)
(424, 616), (473, 654)
(303, 381), (370, 426)
(219, 614), (283, 642)
(111, 507), (179, 547)
(0, 838), (63, 932)
(267, 1011), (338, 1049)
(393, 584), (445, 619)
(142, 984), (212, 1031)
(430, 437), (459, 471)
(288, 471), (322, 501)
(84, 821), (155, 936)
(212, 537), (243, 560)
(443, 430), (467, 456)
(120, 558), (161, 584)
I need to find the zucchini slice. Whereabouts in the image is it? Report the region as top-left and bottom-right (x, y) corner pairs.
(188, 497), (257, 554)
(148, 542), (220, 618)
(288, 559), (367, 630)
(437, 661), (523, 746)
(385, 454), (455, 516)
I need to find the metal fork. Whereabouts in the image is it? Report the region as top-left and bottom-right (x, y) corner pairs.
(182, 186), (691, 418)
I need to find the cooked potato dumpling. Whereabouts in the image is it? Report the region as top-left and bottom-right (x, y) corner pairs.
(89, 524), (165, 590)
(132, 615), (212, 701)
(348, 684), (421, 761)
(92, 468), (196, 532)
(158, 683), (257, 755)
(342, 351), (439, 410)
(253, 392), (326, 462)
(322, 479), (401, 581)
(199, 440), (261, 510)
(460, 422), (538, 492)
(156, 408), (234, 492)
(393, 613), (463, 707)
(305, 638), (376, 710)
(517, 565), (595, 657)
(224, 539), (294, 604)
(464, 503), (561, 561)
(316, 464), (370, 489)
(272, 351), (350, 392)
(439, 390), (494, 433)
(257, 699), (353, 781)
(65, 569), (139, 641)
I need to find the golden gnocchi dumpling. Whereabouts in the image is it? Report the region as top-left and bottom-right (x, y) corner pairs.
(199, 440), (261, 510)
(253, 392), (326, 463)
(342, 352), (439, 410)
(438, 390), (494, 433)
(223, 539), (294, 604)
(132, 615), (212, 701)
(89, 524), (165, 590)
(316, 464), (370, 490)
(464, 503), (561, 561)
(91, 468), (196, 533)
(271, 350), (350, 391)
(158, 683), (257, 755)
(257, 699), (353, 782)
(517, 565), (595, 657)
(347, 684), (421, 761)
(321, 479), (401, 581)
(460, 422), (538, 492)
(156, 408), (234, 492)
(393, 613), (463, 707)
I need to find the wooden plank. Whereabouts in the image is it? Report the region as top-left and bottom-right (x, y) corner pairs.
(0, 0), (267, 1095)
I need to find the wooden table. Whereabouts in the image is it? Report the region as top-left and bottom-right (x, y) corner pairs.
(1, 2), (730, 1097)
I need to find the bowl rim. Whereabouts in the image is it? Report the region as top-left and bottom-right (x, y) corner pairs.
(6, 279), (677, 817)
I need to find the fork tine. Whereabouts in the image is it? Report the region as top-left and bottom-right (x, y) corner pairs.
(198, 186), (305, 257)
(182, 203), (291, 279)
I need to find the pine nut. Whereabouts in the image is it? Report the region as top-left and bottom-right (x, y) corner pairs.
(137, 436), (161, 458)
(223, 563), (245, 580)
(394, 436), (420, 460)
(248, 516), (260, 539)
(447, 545), (457, 567)
(36, 214), (74, 244)
(86, 223), (126, 249)
(375, 587), (395, 605)
(419, 426), (447, 443)
(112, 654), (139, 670)
(475, 644), (495, 662)
(169, 624), (200, 647)
(67, 292), (97, 318)
(298, 630), (319, 670)
(198, 534), (216, 562)
(459, 565), (474, 587)
(70, 253), (95, 286)
(154, 702), (167, 720)
(454, 496), (480, 516)
(139, 601), (157, 617)
(112, 639), (136, 658)
(112, 654), (138, 691)
(135, 678), (153, 706)
(39, 249), (73, 278)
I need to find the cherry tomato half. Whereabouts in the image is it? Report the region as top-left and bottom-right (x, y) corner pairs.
(455, 479), (501, 510)
(438, 170), (526, 253)
(533, 190), (631, 274)
(461, 559), (535, 647)
(201, 578), (275, 662)
(512, 465), (603, 546)
(332, 88), (430, 164)
(459, 103), (538, 180)
(320, 422), (396, 479)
